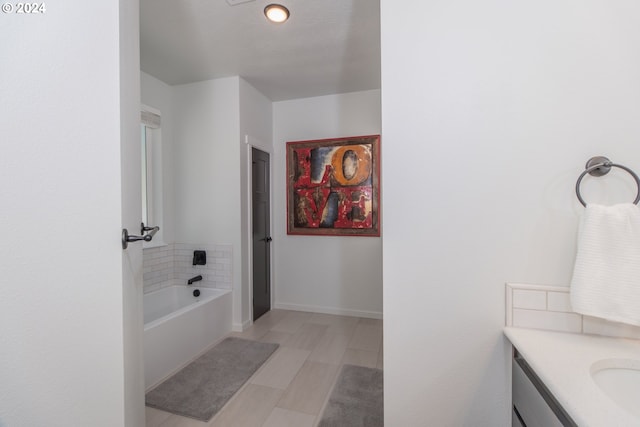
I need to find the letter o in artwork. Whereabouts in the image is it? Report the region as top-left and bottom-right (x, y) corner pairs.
(331, 145), (372, 186)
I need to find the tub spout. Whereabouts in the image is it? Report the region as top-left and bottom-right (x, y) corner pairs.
(187, 275), (202, 285)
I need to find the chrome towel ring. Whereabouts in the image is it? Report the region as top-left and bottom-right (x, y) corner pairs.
(575, 156), (640, 207)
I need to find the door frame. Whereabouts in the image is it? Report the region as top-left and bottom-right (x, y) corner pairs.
(244, 135), (274, 327)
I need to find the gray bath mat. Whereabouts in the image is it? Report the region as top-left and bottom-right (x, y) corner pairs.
(145, 337), (279, 421)
(318, 364), (384, 427)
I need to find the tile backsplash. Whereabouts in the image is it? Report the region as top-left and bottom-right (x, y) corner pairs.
(143, 243), (232, 294)
(506, 283), (640, 339)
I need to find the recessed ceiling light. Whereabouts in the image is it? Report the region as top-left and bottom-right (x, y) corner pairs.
(264, 4), (289, 23)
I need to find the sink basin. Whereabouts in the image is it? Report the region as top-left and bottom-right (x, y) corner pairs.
(591, 359), (640, 417)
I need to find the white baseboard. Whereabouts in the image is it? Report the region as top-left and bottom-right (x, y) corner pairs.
(232, 319), (251, 332)
(273, 302), (383, 319)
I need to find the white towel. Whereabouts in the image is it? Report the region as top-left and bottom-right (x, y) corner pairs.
(570, 203), (640, 326)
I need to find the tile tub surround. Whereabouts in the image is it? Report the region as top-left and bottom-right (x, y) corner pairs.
(505, 283), (640, 339)
(144, 243), (232, 293)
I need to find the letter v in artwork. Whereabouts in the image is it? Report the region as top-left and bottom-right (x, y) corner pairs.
(294, 187), (332, 228)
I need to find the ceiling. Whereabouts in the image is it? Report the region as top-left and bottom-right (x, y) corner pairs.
(140, 0), (381, 102)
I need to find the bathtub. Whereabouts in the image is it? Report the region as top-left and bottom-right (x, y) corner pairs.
(143, 285), (232, 390)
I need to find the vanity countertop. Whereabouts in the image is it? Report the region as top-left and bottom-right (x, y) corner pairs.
(504, 327), (640, 427)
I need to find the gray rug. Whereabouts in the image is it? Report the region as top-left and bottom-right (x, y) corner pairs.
(145, 337), (279, 421)
(318, 364), (384, 427)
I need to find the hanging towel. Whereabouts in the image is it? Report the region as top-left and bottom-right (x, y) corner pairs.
(570, 203), (640, 326)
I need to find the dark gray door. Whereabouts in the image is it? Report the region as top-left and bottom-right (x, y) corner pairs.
(252, 148), (271, 321)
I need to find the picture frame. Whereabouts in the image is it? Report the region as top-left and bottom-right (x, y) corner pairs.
(286, 135), (381, 236)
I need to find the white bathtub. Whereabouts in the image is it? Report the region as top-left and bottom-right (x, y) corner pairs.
(143, 285), (232, 390)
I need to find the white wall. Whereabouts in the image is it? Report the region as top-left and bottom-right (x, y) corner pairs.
(273, 90), (382, 317)
(239, 79), (274, 325)
(172, 77), (244, 326)
(0, 1), (131, 426)
(382, 1), (640, 425)
(141, 72), (175, 245)
(143, 76), (273, 328)
(144, 79), (381, 325)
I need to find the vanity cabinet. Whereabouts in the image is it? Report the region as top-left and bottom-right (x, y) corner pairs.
(512, 350), (577, 427)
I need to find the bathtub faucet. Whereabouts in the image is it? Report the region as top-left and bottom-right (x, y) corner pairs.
(187, 275), (202, 285)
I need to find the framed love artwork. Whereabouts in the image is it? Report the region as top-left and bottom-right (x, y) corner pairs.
(286, 135), (380, 236)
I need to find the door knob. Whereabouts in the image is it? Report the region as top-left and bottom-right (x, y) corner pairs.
(261, 236), (273, 242)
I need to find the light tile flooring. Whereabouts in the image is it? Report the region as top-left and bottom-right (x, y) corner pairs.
(145, 309), (383, 427)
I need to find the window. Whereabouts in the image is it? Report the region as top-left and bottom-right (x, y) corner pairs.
(140, 106), (164, 246)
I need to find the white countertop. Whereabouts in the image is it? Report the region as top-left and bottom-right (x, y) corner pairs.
(504, 327), (640, 427)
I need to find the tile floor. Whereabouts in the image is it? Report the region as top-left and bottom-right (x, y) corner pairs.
(145, 309), (383, 427)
